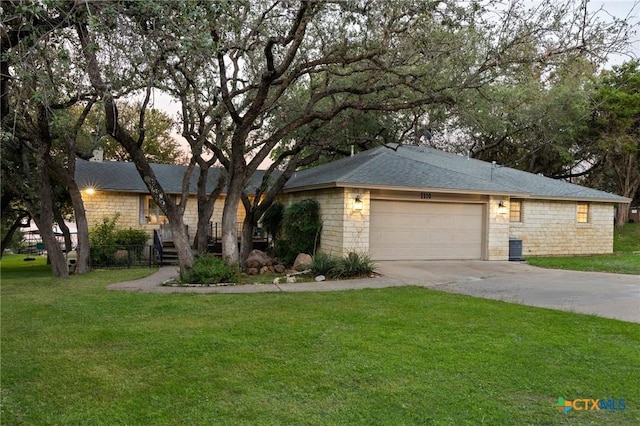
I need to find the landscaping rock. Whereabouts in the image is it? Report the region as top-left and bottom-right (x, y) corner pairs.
(293, 253), (312, 271)
(315, 275), (326, 282)
(259, 266), (270, 275)
(245, 250), (273, 268)
(286, 275), (297, 283)
(246, 267), (259, 276)
(246, 259), (260, 269)
(274, 264), (285, 273)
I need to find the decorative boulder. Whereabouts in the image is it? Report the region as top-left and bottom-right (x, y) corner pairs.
(315, 275), (326, 282)
(259, 266), (271, 275)
(274, 264), (285, 273)
(245, 250), (273, 268)
(292, 253), (312, 271)
(246, 268), (259, 276)
(246, 258), (260, 269)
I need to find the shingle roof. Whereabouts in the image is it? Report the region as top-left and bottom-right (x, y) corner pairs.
(284, 145), (630, 203)
(75, 159), (268, 195)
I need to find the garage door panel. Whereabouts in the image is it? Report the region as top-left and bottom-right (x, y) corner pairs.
(370, 201), (483, 260)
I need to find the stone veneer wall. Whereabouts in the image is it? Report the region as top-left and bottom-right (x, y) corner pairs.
(486, 195), (509, 261)
(81, 190), (235, 243)
(509, 199), (614, 256)
(280, 188), (369, 257)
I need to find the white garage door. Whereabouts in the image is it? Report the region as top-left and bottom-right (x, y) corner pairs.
(370, 201), (484, 260)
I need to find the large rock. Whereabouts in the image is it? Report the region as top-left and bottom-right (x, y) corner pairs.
(245, 250), (273, 268)
(292, 253), (312, 271)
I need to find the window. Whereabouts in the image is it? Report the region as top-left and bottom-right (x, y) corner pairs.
(509, 200), (522, 222)
(577, 203), (589, 223)
(140, 196), (168, 224)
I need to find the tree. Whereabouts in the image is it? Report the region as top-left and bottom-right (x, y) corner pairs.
(95, 104), (186, 164)
(434, 57), (600, 178)
(1, 0), (94, 276)
(197, 0), (631, 265)
(67, 0), (632, 268)
(73, 4), (198, 275)
(586, 60), (640, 225)
(66, 102), (187, 164)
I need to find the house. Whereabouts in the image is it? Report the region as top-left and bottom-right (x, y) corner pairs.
(75, 145), (630, 261)
(281, 145), (630, 260)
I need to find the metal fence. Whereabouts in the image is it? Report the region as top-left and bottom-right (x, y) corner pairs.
(88, 245), (156, 269)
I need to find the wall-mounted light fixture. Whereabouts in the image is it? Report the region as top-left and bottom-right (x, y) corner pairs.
(84, 187), (96, 195)
(497, 200), (507, 215)
(353, 195), (363, 211)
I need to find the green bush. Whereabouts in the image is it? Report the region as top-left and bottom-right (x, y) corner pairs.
(89, 214), (120, 247)
(114, 228), (148, 246)
(336, 252), (376, 278)
(89, 214), (149, 265)
(310, 252), (340, 277)
(182, 254), (238, 285)
(278, 199), (322, 265)
(260, 202), (284, 242)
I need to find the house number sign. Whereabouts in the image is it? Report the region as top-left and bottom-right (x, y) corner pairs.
(420, 192), (432, 199)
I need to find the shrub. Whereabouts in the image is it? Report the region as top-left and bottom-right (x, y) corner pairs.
(89, 214), (149, 265)
(335, 252), (376, 278)
(89, 214), (120, 247)
(260, 202), (284, 242)
(114, 228), (148, 246)
(182, 254), (238, 285)
(278, 199), (322, 265)
(310, 252), (340, 277)
(310, 252), (376, 279)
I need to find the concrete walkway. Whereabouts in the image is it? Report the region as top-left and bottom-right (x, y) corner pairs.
(107, 261), (640, 323)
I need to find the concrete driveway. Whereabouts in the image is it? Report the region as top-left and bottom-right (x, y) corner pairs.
(109, 260), (639, 323)
(375, 261), (640, 323)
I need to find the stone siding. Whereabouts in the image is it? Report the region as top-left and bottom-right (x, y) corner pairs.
(81, 190), (237, 243)
(509, 200), (614, 256)
(281, 188), (369, 257)
(486, 196), (509, 260)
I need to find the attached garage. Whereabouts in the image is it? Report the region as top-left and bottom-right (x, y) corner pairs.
(369, 200), (484, 260)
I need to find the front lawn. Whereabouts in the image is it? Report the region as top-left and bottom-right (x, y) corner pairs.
(2, 260), (639, 425)
(527, 223), (640, 274)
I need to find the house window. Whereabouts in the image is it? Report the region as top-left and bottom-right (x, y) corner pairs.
(140, 196), (168, 224)
(577, 203), (589, 223)
(509, 200), (522, 222)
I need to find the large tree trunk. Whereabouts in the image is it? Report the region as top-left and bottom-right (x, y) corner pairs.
(53, 209), (73, 252)
(193, 167), (225, 254)
(616, 204), (630, 227)
(221, 175), (244, 265)
(0, 211), (29, 259)
(239, 212), (255, 264)
(165, 210), (193, 276)
(67, 184), (91, 274)
(35, 165), (68, 278)
(613, 153), (639, 228)
(194, 208), (212, 254)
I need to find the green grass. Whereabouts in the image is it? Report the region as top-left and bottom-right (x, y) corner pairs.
(2, 256), (639, 425)
(527, 223), (640, 274)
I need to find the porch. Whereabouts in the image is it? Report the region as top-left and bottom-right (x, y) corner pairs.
(153, 222), (269, 265)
